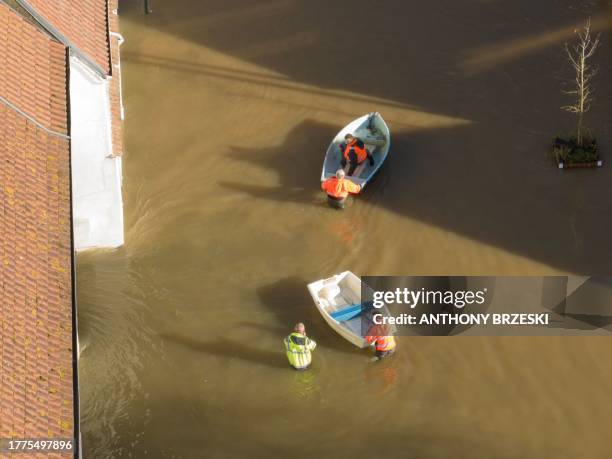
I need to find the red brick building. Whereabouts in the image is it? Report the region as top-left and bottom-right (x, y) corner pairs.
(0, 1), (124, 456)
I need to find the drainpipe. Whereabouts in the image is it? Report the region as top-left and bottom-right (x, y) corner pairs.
(109, 31), (125, 121)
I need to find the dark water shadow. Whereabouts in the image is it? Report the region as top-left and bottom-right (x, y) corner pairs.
(121, 51), (417, 112)
(545, 309), (612, 332)
(219, 181), (322, 206)
(160, 333), (288, 369)
(221, 117), (612, 273)
(603, 0), (612, 47)
(95, 394), (297, 458)
(122, 0), (612, 274)
(218, 119), (420, 210)
(122, 0), (611, 123)
(219, 119), (334, 207)
(235, 320), (286, 335)
(543, 277), (612, 331)
(256, 277), (358, 355)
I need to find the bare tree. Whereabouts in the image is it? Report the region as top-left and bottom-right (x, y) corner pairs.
(563, 19), (601, 147)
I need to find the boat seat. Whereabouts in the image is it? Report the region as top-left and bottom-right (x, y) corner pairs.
(354, 126), (386, 146)
(350, 162), (368, 178)
(362, 136), (386, 147)
(319, 284), (341, 302)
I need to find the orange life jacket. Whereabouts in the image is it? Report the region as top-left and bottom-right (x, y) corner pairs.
(366, 334), (397, 352)
(343, 139), (368, 163)
(321, 177), (361, 199)
(365, 325), (397, 352)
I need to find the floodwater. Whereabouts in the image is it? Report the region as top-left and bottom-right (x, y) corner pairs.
(77, 0), (612, 457)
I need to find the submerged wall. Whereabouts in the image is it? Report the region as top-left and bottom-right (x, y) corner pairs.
(70, 55), (124, 250)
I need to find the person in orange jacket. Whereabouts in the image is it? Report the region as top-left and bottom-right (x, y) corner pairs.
(365, 322), (397, 360)
(340, 133), (375, 176)
(321, 169), (361, 209)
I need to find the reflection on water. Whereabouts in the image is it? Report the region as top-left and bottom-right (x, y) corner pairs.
(78, 0), (612, 457)
(291, 370), (319, 399)
(363, 360), (400, 397)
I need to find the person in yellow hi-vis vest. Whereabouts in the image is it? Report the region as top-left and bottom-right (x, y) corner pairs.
(284, 323), (317, 370)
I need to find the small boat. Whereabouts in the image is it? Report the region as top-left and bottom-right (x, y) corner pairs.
(307, 271), (394, 348)
(321, 112), (390, 189)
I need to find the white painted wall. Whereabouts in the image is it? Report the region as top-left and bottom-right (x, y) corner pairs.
(69, 55), (124, 250)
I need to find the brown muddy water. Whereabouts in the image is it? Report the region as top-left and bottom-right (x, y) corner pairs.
(77, 1), (612, 457)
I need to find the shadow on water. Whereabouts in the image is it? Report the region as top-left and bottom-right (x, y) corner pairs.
(120, 52), (416, 113)
(123, 0), (612, 274)
(159, 275), (361, 369)
(234, 320), (286, 335)
(219, 120), (334, 207)
(219, 119), (418, 210)
(219, 181), (323, 206)
(543, 277), (612, 331)
(123, 0), (612, 120)
(256, 277), (358, 355)
(160, 333), (288, 369)
(220, 116), (612, 273)
(160, 276), (359, 366)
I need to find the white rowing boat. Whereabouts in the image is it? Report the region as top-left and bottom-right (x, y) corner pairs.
(307, 271), (394, 348)
(321, 112), (390, 189)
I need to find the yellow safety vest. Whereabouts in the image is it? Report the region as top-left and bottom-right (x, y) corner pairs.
(284, 332), (316, 369)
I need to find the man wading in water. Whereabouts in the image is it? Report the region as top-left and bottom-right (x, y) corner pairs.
(321, 169), (361, 209)
(284, 323), (317, 370)
(365, 322), (397, 361)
